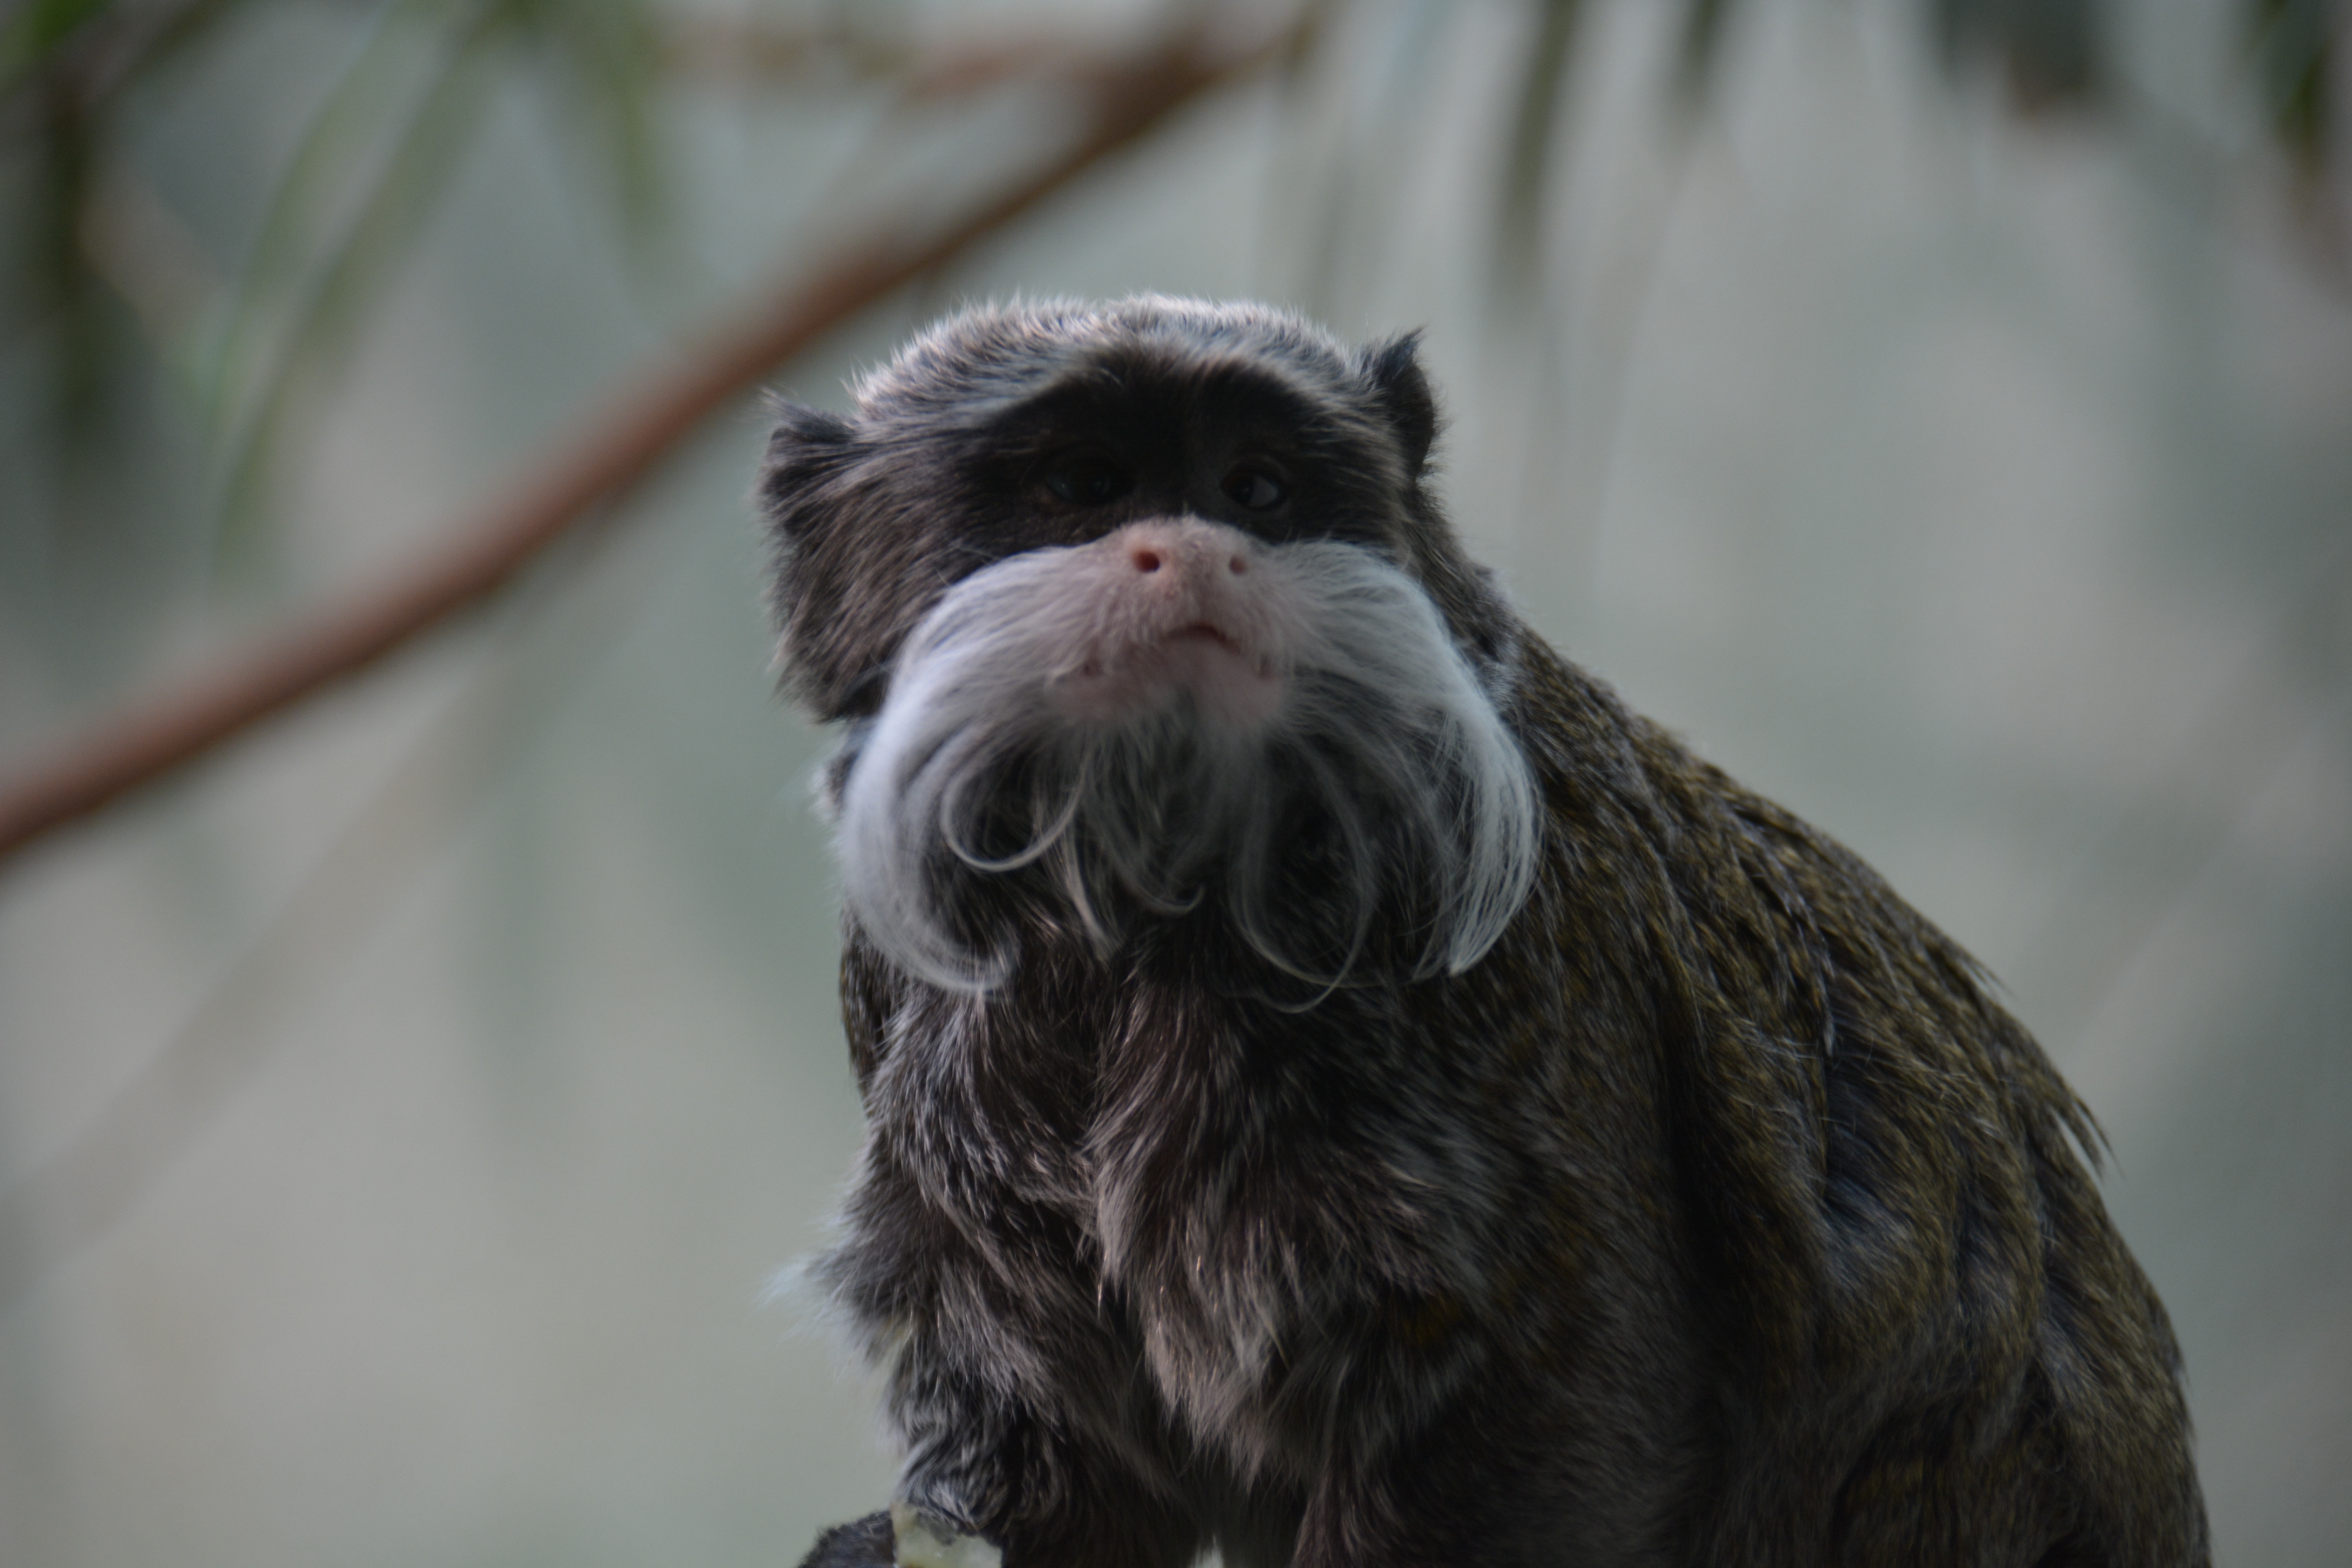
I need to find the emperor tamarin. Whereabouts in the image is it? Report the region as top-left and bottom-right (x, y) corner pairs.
(761, 297), (2207, 1567)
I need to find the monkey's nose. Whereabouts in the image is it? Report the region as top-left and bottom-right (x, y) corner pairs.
(1052, 518), (1282, 730)
(1115, 520), (1251, 584)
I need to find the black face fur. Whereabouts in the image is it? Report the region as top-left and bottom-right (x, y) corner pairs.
(762, 298), (1502, 725)
(764, 298), (2209, 1568)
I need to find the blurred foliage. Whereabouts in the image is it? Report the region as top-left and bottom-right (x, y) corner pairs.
(1932, 0), (2103, 109)
(0, 0), (2341, 673)
(1, 0), (673, 573)
(2250, 0), (2344, 173)
(205, 0), (667, 556)
(2, 1), (239, 478)
(1493, 0), (1580, 294)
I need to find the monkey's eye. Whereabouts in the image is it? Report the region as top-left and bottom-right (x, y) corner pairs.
(1221, 464), (1287, 511)
(1041, 450), (1132, 506)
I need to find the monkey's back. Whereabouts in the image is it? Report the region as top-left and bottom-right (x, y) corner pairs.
(1480, 638), (2208, 1565)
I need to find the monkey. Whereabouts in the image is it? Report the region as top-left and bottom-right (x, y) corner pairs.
(759, 297), (2209, 1568)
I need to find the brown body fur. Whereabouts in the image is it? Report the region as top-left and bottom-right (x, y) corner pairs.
(770, 298), (2208, 1567)
(1486, 640), (2201, 1562)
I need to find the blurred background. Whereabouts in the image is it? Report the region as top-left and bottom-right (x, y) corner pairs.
(1, 1), (2347, 1563)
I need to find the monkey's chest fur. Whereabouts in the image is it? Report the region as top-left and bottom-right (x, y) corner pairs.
(813, 643), (2200, 1565)
(836, 814), (1680, 1479)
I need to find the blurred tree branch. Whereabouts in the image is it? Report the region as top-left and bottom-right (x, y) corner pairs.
(1, 0), (2337, 872)
(0, 11), (1307, 871)
(0, 540), (618, 1312)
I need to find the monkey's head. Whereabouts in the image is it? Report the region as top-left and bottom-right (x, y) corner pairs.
(762, 297), (1538, 996)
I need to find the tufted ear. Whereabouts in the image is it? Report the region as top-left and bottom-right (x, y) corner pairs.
(1359, 331), (1439, 479)
(761, 399), (860, 543)
(759, 398), (879, 719)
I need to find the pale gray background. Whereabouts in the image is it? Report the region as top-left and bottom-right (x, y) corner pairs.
(2, 2), (2346, 1564)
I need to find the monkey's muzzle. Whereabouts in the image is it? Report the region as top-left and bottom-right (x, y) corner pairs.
(1042, 519), (1289, 732)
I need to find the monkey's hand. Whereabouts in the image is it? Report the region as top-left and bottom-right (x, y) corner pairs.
(794, 1506), (1004, 1568)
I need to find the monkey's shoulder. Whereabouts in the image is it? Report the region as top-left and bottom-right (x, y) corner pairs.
(1504, 635), (2079, 1115)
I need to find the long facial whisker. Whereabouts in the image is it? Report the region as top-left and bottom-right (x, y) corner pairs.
(940, 747), (1084, 873)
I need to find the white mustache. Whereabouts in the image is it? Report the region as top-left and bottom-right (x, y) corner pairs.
(833, 521), (1540, 998)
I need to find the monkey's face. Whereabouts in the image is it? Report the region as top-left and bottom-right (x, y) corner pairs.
(763, 299), (1537, 994)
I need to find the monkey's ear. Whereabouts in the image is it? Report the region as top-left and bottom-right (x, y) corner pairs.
(760, 400), (860, 542)
(1361, 331), (1439, 477)
(761, 399), (876, 719)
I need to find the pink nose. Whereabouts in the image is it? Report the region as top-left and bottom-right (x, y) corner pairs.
(1118, 523), (1249, 583)
(1044, 518), (1282, 730)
